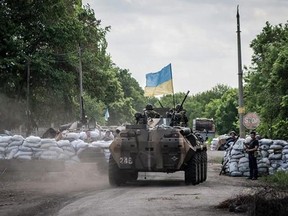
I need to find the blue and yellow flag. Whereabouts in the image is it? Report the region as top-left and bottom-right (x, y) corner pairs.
(144, 64), (174, 97)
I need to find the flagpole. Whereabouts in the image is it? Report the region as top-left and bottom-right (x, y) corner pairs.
(169, 63), (176, 108)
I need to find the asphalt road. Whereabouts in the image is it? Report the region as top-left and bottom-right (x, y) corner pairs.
(56, 150), (249, 216)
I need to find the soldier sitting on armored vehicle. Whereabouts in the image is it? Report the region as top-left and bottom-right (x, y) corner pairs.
(144, 104), (160, 118)
(169, 104), (188, 127)
(134, 104), (161, 125)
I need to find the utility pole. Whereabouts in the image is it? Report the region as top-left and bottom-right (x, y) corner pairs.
(236, 6), (245, 138)
(78, 44), (85, 124)
(26, 60), (31, 137)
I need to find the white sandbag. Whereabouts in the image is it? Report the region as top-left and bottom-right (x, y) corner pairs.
(259, 139), (273, 145)
(63, 132), (79, 141)
(23, 140), (41, 148)
(61, 146), (75, 153)
(16, 155), (32, 160)
(62, 150), (76, 157)
(282, 149), (288, 154)
(5, 146), (19, 154)
(229, 162), (238, 172)
(258, 157), (270, 165)
(18, 146), (32, 152)
(0, 136), (12, 143)
(58, 153), (70, 160)
(14, 151), (32, 158)
(273, 140), (288, 147)
(41, 142), (58, 149)
(89, 130), (101, 141)
(31, 147), (44, 152)
(57, 140), (71, 147)
(258, 167), (268, 173)
(258, 163), (269, 168)
(268, 153), (282, 160)
(0, 154), (5, 159)
(49, 146), (64, 153)
(269, 144), (283, 150)
(243, 171), (250, 177)
(71, 139), (88, 150)
(239, 157), (249, 164)
(0, 147), (5, 152)
(239, 166), (249, 172)
(269, 167), (275, 175)
(91, 140), (113, 148)
(232, 139), (245, 150)
(0, 142), (8, 147)
(11, 135), (24, 141)
(41, 138), (57, 145)
(259, 144), (270, 150)
(8, 140), (23, 147)
(230, 158), (240, 163)
(260, 150), (269, 158)
(25, 135), (41, 143)
(79, 131), (88, 140)
(76, 147), (86, 155)
(40, 154), (58, 160)
(231, 154), (244, 159)
(230, 171), (242, 177)
(280, 163), (288, 169)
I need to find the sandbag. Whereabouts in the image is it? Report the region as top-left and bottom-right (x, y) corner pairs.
(273, 140), (288, 147)
(11, 135), (24, 141)
(0, 136), (12, 143)
(259, 139), (273, 145)
(8, 140), (23, 147)
(269, 144), (283, 150)
(57, 140), (70, 147)
(25, 135), (41, 143)
(23, 141), (41, 148)
(230, 171), (242, 177)
(229, 161), (238, 172)
(268, 153), (282, 160)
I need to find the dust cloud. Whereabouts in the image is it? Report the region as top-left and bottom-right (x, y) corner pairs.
(1, 160), (110, 195)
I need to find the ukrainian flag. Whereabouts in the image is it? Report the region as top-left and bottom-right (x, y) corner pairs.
(144, 64), (174, 97)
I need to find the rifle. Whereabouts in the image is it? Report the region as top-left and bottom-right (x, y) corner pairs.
(219, 135), (240, 175)
(176, 90), (190, 112)
(170, 90), (190, 126)
(158, 100), (164, 108)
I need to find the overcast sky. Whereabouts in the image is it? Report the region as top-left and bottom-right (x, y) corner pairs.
(82, 0), (287, 95)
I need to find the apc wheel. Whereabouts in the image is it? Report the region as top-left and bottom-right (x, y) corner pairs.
(185, 152), (197, 185)
(203, 150), (207, 181)
(108, 154), (126, 186)
(196, 151), (201, 184)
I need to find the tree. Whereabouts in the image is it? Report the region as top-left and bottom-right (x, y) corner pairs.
(245, 22), (288, 139)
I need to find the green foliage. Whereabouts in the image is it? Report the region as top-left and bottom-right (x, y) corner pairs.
(245, 21), (288, 139)
(262, 171), (288, 189)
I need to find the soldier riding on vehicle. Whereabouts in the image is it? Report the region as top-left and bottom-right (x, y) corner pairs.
(144, 103), (160, 118)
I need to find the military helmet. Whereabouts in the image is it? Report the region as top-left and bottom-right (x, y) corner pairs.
(145, 103), (153, 110)
(176, 104), (182, 111)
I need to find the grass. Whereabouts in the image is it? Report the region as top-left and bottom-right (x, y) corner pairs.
(261, 171), (288, 189)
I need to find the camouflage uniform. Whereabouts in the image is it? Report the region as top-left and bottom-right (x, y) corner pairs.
(144, 104), (160, 118)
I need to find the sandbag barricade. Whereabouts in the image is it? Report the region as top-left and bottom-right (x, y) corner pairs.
(0, 130), (113, 163)
(222, 138), (288, 176)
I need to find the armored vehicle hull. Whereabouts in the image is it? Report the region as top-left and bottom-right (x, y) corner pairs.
(109, 119), (207, 186)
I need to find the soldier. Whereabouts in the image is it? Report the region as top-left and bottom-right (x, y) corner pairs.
(175, 104), (188, 127)
(144, 104), (160, 118)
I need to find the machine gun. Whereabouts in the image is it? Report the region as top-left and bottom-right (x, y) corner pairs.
(170, 90), (190, 126)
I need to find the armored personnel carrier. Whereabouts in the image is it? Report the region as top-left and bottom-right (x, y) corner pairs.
(108, 92), (207, 186)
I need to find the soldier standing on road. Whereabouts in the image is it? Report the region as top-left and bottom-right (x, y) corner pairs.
(245, 131), (259, 180)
